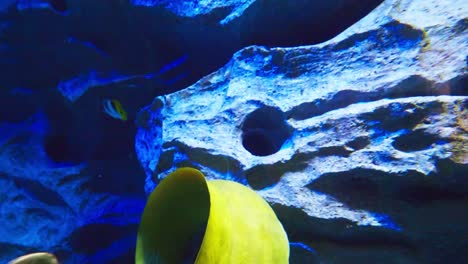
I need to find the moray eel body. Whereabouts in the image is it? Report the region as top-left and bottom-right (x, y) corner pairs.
(136, 167), (289, 264)
(8, 252), (59, 264)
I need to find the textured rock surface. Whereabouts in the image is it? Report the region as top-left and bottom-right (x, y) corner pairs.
(0, 112), (146, 263)
(136, 0), (468, 262)
(0, 0), (386, 263)
(0, 0), (465, 263)
(0, 0), (382, 193)
(0, 0), (382, 93)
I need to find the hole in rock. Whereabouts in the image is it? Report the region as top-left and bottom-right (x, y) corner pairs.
(44, 134), (86, 164)
(392, 130), (443, 152)
(241, 106), (291, 156)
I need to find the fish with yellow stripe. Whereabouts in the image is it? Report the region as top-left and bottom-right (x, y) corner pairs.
(102, 98), (128, 121)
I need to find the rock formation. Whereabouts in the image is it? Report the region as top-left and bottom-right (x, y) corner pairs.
(0, 0), (466, 263)
(135, 0), (467, 262)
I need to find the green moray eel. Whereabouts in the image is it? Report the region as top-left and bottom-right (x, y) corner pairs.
(136, 167), (289, 264)
(8, 252), (59, 264)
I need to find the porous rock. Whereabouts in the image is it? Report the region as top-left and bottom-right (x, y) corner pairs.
(136, 0), (468, 262)
(0, 114), (144, 263)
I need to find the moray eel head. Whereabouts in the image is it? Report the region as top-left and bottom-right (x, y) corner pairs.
(136, 167), (289, 264)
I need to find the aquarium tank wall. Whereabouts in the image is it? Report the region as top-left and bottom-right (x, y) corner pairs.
(0, 0), (467, 263)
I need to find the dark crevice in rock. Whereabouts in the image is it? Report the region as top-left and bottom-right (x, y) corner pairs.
(273, 205), (415, 248)
(307, 160), (468, 212)
(286, 75), (449, 121)
(56, 173), (85, 187)
(362, 100), (444, 132)
(44, 133), (87, 164)
(386, 75), (435, 98)
(155, 148), (176, 176)
(38, 88), (147, 196)
(392, 130), (448, 152)
(453, 17), (468, 33)
(272, 204), (418, 263)
(307, 160), (468, 230)
(332, 21), (425, 51)
(314, 146), (352, 157)
(135, 98), (164, 130)
(273, 48), (329, 79)
(188, 151), (243, 179)
(275, 179), (468, 263)
(346, 136), (371, 151)
(446, 74), (468, 95)
(5, 176), (69, 208)
(245, 155), (309, 189)
(397, 181), (466, 205)
(308, 168), (392, 210)
(287, 90), (372, 120)
(156, 141), (244, 183)
(42, 89), (98, 164)
(69, 224), (137, 254)
(246, 146), (354, 190)
(241, 105), (292, 156)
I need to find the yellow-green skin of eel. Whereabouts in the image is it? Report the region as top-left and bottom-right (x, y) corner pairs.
(8, 252), (59, 264)
(136, 167), (289, 264)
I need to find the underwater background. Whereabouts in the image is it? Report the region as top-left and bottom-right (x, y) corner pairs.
(0, 0), (467, 263)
